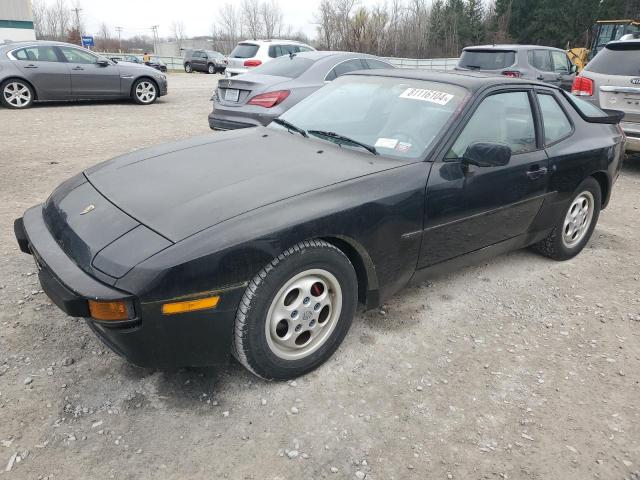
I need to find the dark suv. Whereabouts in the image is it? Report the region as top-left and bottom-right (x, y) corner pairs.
(184, 50), (227, 74)
(456, 45), (577, 91)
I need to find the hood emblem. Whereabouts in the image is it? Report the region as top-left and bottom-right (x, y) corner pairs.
(631, 78), (640, 85)
(80, 204), (95, 215)
(227, 80), (232, 87)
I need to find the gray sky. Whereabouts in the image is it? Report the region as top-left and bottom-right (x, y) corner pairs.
(54, 0), (373, 40)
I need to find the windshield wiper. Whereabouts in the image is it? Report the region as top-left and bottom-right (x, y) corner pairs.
(272, 118), (307, 137)
(307, 130), (378, 155)
(462, 65), (482, 70)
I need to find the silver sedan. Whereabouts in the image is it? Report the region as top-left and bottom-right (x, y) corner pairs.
(0, 40), (168, 109)
(208, 51), (394, 130)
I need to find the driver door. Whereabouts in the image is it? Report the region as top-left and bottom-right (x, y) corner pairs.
(418, 89), (549, 267)
(57, 46), (121, 97)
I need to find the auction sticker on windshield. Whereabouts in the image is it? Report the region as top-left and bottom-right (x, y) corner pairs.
(399, 88), (454, 105)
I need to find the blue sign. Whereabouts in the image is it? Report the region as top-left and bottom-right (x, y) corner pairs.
(81, 35), (94, 47)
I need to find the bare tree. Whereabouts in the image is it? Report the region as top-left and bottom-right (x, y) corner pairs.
(217, 2), (242, 52)
(242, 0), (263, 39)
(261, 0), (283, 39)
(171, 20), (186, 51)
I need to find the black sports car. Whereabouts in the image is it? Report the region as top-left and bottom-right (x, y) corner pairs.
(15, 70), (624, 380)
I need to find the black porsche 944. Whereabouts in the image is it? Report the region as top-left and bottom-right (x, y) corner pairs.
(15, 70), (624, 380)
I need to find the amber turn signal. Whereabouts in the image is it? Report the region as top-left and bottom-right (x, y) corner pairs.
(162, 296), (220, 315)
(88, 300), (130, 321)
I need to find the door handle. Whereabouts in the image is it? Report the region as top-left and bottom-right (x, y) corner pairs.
(72, 66), (84, 71)
(526, 167), (548, 180)
(24, 64), (38, 69)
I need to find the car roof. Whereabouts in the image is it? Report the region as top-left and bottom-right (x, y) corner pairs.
(237, 39), (310, 46)
(293, 50), (386, 61)
(463, 44), (565, 52)
(1, 40), (85, 52)
(346, 69), (554, 91)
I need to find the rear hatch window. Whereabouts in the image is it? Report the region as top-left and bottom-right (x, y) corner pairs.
(250, 56), (314, 78)
(230, 43), (259, 58)
(585, 42), (640, 76)
(459, 49), (516, 70)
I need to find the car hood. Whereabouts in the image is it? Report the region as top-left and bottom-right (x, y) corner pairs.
(84, 127), (404, 242)
(116, 62), (163, 76)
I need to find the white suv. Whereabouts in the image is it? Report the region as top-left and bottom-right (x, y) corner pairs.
(225, 39), (316, 77)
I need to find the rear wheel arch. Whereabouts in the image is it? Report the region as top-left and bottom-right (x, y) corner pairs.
(590, 171), (609, 208)
(1, 76), (38, 100)
(320, 236), (379, 309)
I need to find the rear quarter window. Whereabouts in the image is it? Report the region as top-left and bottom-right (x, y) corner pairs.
(537, 93), (572, 143)
(586, 43), (640, 76)
(230, 43), (259, 58)
(459, 50), (516, 70)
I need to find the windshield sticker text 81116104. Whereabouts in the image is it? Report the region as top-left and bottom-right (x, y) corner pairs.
(399, 88), (454, 105)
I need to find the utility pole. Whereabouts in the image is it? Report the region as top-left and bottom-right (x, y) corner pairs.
(116, 26), (123, 53)
(150, 25), (159, 55)
(71, 7), (82, 31)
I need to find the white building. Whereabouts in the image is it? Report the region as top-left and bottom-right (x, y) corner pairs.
(1, 0), (36, 43)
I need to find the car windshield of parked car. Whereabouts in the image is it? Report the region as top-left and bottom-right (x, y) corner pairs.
(459, 49), (516, 70)
(230, 43), (259, 58)
(274, 76), (468, 160)
(585, 43), (640, 76)
(250, 55), (315, 78)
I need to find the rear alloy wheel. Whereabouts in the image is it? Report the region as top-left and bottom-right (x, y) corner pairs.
(1, 79), (34, 109)
(132, 79), (157, 105)
(531, 177), (601, 260)
(184, 63), (193, 73)
(208, 64), (215, 74)
(233, 240), (358, 380)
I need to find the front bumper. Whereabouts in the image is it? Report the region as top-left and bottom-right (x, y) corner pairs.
(15, 205), (243, 368)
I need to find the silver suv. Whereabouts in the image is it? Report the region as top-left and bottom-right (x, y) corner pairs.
(457, 44), (576, 91)
(574, 39), (640, 151)
(225, 39), (315, 77)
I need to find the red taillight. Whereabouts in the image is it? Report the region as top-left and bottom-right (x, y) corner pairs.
(571, 76), (593, 96)
(502, 70), (521, 78)
(247, 90), (290, 108)
(244, 59), (262, 67)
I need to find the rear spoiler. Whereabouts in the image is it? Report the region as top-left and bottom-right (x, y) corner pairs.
(598, 109), (625, 124)
(561, 90), (624, 124)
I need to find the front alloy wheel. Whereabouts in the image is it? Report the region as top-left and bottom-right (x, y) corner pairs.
(208, 64), (215, 74)
(132, 79), (157, 105)
(1, 80), (34, 109)
(233, 240), (358, 380)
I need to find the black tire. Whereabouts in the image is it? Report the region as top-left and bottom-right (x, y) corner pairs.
(131, 78), (158, 105)
(531, 177), (601, 261)
(1, 78), (35, 109)
(233, 240), (358, 380)
(184, 63), (193, 73)
(207, 63), (215, 74)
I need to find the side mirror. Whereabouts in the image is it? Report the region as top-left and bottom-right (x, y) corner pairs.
(96, 59), (110, 67)
(570, 64), (578, 74)
(462, 142), (512, 167)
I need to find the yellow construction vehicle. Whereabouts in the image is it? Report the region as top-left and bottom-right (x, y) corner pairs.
(568, 19), (640, 71)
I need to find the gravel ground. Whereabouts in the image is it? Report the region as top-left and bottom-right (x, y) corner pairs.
(1, 73), (639, 480)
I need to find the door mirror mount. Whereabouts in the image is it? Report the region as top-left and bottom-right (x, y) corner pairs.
(462, 142), (512, 168)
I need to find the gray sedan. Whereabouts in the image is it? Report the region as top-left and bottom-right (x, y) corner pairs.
(208, 51), (394, 130)
(0, 40), (168, 109)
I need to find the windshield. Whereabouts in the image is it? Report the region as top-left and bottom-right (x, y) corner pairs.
(459, 50), (516, 70)
(586, 43), (640, 76)
(273, 76), (468, 160)
(251, 56), (314, 78)
(230, 43), (259, 58)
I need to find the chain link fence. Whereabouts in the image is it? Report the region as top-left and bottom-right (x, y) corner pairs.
(100, 52), (459, 73)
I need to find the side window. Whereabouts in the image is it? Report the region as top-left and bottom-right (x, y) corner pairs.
(528, 49), (552, 71)
(325, 68), (337, 81)
(333, 59), (366, 78)
(537, 93), (572, 144)
(13, 46), (59, 62)
(299, 46), (313, 52)
(268, 46), (276, 58)
(364, 59), (393, 69)
(449, 91), (536, 158)
(59, 46), (98, 64)
(551, 51), (571, 74)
